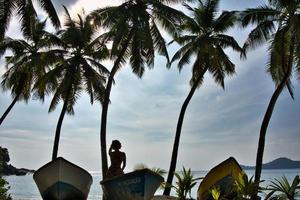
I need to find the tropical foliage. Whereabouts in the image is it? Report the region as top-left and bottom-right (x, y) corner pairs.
(89, 0), (185, 178)
(209, 173), (262, 200)
(165, 167), (202, 200)
(133, 163), (167, 176)
(0, 147), (11, 200)
(0, 0), (60, 39)
(240, 0), (300, 192)
(210, 174), (300, 200)
(210, 186), (222, 200)
(164, 0), (244, 195)
(0, 146), (9, 171)
(0, 18), (62, 126)
(33, 8), (109, 160)
(234, 173), (263, 200)
(0, 177), (11, 200)
(265, 175), (300, 200)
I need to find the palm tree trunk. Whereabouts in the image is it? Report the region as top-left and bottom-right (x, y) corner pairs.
(164, 70), (206, 196)
(100, 30), (134, 180)
(252, 37), (295, 199)
(0, 94), (19, 126)
(52, 99), (68, 161)
(254, 74), (288, 177)
(100, 66), (118, 178)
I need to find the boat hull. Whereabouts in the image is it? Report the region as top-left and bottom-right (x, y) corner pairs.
(101, 169), (164, 200)
(197, 157), (243, 200)
(33, 157), (93, 200)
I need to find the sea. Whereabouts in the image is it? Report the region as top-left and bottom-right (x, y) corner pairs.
(3, 169), (300, 200)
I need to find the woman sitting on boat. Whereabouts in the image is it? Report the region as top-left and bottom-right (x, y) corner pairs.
(106, 140), (126, 179)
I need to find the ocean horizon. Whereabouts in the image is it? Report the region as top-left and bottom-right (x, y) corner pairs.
(4, 169), (300, 200)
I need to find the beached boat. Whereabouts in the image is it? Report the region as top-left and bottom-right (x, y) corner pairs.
(33, 157), (93, 200)
(197, 157), (243, 200)
(101, 168), (164, 200)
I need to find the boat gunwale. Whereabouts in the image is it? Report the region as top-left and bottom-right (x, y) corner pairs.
(33, 157), (93, 181)
(100, 168), (164, 184)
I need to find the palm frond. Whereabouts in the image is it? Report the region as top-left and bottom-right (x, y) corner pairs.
(150, 21), (169, 66)
(267, 25), (292, 94)
(209, 45), (235, 89)
(63, 5), (75, 28)
(171, 41), (195, 65)
(0, 37), (28, 57)
(110, 19), (130, 57)
(130, 27), (145, 78)
(89, 5), (127, 29)
(202, 0), (220, 28)
(216, 45), (236, 76)
(150, 1), (185, 36)
(33, 61), (64, 102)
(243, 20), (276, 52)
(36, 0), (60, 28)
(213, 11), (237, 33)
(177, 46), (194, 71)
(81, 61), (106, 104)
(190, 54), (207, 88)
(214, 34), (244, 55)
(86, 58), (110, 75)
(48, 88), (62, 113)
(16, 0), (37, 39)
(0, 0), (16, 39)
(142, 19), (155, 68)
(296, 38), (300, 80)
(240, 6), (279, 27)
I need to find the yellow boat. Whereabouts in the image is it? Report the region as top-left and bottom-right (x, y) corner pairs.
(197, 157), (243, 200)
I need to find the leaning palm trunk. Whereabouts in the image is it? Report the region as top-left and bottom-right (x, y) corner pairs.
(252, 37), (295, 199)
(52, 98), (68, 161)
(164, 70), (207, 195)
(0, 94), (19, 126)
(100, 30), (134, 179)
(100, 66), (117, 178)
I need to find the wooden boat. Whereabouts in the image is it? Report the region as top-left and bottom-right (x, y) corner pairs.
(33, 157), (93, 200)
(101, 168), (164, 200)
(197, 157), (243, 200)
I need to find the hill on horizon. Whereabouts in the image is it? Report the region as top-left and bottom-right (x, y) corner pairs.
(242, 157), (300, 170)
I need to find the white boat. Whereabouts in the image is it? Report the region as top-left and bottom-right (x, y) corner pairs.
(33, 157), (93, 200)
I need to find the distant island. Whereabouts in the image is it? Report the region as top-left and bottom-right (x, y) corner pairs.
(0, 146), (35, 176)
(242, 157), (300, 170)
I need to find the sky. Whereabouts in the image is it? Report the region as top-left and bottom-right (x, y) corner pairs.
(0, 0), (300, 172)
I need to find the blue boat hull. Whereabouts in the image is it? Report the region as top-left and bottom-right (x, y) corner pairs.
(101, 169), (164, 200)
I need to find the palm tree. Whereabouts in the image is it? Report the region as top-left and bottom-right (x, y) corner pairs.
(240, 1), (300, 195)
(0, 0), (60, 40)
(164, 0), (244, 195)
(33, 8), (109, 161)
(89, 0), (185, 178)
(0, 18), (63, 126)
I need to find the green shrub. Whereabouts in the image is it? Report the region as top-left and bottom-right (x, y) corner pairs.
(164, 167), (202, 200)
(265, 175), (300, 200)
(0, 177), (11, 200)
(234, 173), (263, 200)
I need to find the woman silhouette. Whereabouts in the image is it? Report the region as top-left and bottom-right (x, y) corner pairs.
(106, 140), (126, 179)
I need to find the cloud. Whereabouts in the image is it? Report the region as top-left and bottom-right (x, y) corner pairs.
(66, 0), (122, 17)
(52, 0), (79, 10)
